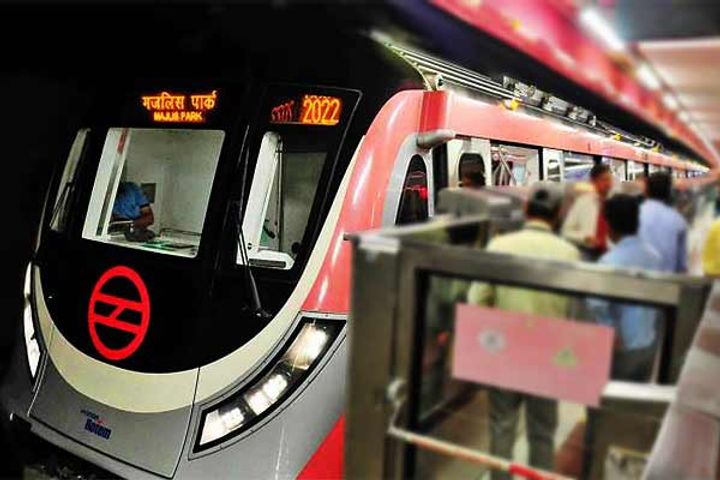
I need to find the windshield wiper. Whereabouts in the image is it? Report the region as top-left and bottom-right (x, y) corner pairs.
(234, 201), (270, 320)
(234, 130), (271, 320)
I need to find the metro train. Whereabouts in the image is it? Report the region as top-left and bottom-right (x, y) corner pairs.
(1, 19), (706, 480)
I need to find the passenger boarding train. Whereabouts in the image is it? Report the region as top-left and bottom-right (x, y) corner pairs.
(1, 26), (706, 478)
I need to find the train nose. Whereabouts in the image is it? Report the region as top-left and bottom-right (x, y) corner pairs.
(29, 360), (195, 478)
(28, 268), (198, 478)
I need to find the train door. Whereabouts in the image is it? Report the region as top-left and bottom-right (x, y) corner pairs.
(346, 217), (711, 480)
(543, 148), (564, 181)
(490, 143), (540, 186)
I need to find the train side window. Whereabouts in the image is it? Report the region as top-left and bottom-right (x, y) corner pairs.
(50, 129), (89, 232)
(446, 137), (491, 187)
(491, 144), (539, 186)
(82, 128), (225, 258)
(458, 152), (486, 188)
(602, 157), (627, 181)
(563, 152), (594, 181)
(396, 155), (429, 225)
(543, 148), (564, 182)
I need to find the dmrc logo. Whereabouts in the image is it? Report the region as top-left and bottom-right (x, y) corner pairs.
(87, 266), (151, 361)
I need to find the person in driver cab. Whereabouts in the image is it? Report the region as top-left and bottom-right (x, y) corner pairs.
(112, 181), (154, 229)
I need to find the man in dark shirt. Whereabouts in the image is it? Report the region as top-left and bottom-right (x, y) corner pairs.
(112, 181), (154, 228)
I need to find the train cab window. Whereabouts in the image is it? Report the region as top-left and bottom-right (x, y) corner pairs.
(396, 155), (429, 225)
(563, 152), (594, 181)
(238, 86), (358, 271)
(490, 144), (539, 186)
(50, 129), (89, 232)
(241, 130), (326, 270)
(82, 128), (224, 257)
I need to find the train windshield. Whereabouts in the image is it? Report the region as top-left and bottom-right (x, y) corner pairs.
(240, 87), (356, 270)
(82, 128), (224, 257)
(50, 129), (89, 233)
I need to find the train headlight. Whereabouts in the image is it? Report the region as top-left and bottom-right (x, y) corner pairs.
(23, 264), (41, 378)
(196, 319), (343, 450)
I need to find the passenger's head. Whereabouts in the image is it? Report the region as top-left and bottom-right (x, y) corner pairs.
(526, 183), (563, 228)
(645, 171), (673, 203)
(590, 163), (613, 198)
(459, 153), (486, 189)
(604, 194), (640, 242)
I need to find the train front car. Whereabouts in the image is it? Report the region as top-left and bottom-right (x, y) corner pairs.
(1, 32), (424, 478)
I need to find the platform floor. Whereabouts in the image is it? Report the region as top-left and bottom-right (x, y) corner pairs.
(416, 391), (586, 479)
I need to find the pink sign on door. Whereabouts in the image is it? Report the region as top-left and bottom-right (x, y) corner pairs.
(452, 304), (614, 406)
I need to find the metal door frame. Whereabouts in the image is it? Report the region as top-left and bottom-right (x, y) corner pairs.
(346, 218), (710, 479)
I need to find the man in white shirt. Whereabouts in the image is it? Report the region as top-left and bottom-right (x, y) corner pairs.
(561, 163), (613, 259)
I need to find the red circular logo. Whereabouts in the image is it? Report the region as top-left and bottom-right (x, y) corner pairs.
(88, 266), (150, 361)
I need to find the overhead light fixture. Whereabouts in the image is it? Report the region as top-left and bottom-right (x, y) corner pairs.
(579, 7), (625, 53)
(568, 106), (592, 123)
(662, 93), (679, 110)
(542, 95), (570, 115)
(636, 63), (662, 90)
(503, 77), (544, 107)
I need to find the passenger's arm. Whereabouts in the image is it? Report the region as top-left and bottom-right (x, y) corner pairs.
(467, 281), (494, 307)
(134, 206), (154, 228)
(561, 197), (593, 246)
